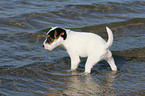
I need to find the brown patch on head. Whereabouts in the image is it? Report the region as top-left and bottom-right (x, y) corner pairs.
(47, 35), (50, 38)
(53, 28), (67, 40)
(46, 27), (67, 45)
(54, 30), (57, 39)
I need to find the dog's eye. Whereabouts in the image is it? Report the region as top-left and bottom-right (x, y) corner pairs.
(47, 37), (51, 42)
(46, 37), (53, 43)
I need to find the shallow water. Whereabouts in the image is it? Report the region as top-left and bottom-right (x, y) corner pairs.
(0, 0), (145, 96)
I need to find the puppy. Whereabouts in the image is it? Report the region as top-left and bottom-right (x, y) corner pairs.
(43, 27), (117, 73)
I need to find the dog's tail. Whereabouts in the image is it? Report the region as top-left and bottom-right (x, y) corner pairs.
(105, 27), (114, 50)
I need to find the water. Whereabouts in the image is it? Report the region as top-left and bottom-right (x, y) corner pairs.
(0, 0), (145, 96)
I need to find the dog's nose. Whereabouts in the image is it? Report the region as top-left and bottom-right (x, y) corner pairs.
(42, 45), (44, 48)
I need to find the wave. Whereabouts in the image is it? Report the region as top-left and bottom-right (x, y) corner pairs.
(0, 18), (145, 44)
(0, 1), (145, 34)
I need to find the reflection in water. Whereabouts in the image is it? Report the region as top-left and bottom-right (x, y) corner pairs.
(63, 71), (117, 96)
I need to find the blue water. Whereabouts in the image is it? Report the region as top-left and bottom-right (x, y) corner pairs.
(0, 0), (145, 95)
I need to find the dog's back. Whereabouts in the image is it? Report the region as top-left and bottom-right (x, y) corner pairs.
(64, 30), (108, 57)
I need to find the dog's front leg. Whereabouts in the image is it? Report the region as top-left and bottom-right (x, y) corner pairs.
(70, 55), (80, 71)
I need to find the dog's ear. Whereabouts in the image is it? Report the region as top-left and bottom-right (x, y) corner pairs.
(55, 28), (67, 40)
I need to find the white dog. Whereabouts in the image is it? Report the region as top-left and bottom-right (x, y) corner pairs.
(43, 27), (117, 73)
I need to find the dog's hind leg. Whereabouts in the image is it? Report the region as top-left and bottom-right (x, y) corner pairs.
(105, 51), (117, 71)
(106, 56), (117, 71)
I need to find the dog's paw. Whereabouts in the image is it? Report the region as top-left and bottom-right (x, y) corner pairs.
(79, 72), (90, 76)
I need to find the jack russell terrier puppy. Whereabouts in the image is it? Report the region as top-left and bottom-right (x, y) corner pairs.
(43, 27), (117, 73)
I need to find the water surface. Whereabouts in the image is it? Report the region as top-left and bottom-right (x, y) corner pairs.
(0, 0), (145, 96)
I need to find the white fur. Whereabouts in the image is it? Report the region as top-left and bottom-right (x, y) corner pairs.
(43, 27), (117, 73)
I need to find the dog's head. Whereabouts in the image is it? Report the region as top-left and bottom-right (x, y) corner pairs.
(43, 27), (67, 51)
